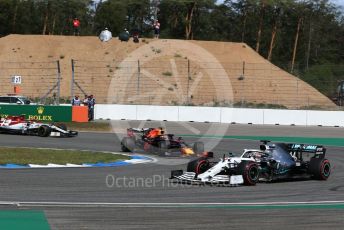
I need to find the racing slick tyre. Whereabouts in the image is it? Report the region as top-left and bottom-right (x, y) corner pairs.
(186, 157), (210, 174)
(237, 161), (260, 186)
(308, 158), (331, 180)
(158, 140), (167, 156)
(193, 142), (204, 155)
(37, 125), (51, 137)
(121, 137), (135, 152)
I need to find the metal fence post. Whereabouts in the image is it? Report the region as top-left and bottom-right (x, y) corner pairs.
(71, 59), (75, 100)
(296, 79), (299, 109)
(137, 60), (140, 97)
(56, 60), (61, 105)
(187, 59), (190, 105)
(242, 61), (245, 76)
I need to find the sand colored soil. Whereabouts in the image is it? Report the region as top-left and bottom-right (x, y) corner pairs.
(0, 34), (335, 109)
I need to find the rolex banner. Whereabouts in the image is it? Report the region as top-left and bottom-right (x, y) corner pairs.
(0, 105), (72, 122)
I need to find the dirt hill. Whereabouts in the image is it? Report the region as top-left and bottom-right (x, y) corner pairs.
(0, 34), (336, 109)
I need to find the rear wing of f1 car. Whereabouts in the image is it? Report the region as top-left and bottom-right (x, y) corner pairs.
(287, 143), (326, 157)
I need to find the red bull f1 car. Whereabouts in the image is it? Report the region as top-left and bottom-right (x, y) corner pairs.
(171, 141), (331, 186)
(0, 115), (78, 137)
(121, 128), (204, 157)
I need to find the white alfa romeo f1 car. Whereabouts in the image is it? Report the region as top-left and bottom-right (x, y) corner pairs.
(171, 141), (331, 186)
(0, 115), (78, 137)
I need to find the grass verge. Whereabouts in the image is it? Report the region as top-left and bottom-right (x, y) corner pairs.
(63, 121), (111, 132)
(0, 147), (129, 165)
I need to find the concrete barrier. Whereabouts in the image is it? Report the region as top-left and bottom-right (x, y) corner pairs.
(95, 104), (137, 120)
(94, 104), (344, 127)
(263, 109), (308, 125)
(178, 106), (221, 122)
(136, 105), (179, 121)
(221, 108), (264, 124)
(306, 111), (344, 126)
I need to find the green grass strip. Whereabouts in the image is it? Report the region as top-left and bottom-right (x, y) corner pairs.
(179, 135), (344, 147)
(0, 210), (50, 230)
(0, 147), (130, 165)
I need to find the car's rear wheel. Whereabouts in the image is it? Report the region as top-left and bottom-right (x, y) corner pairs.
(37, 125), (51, 137)
(193, 142), (204, 154)
(309, 158), (331, 180)
(158, 140), (167, 156)
(121, 137), (135, 152)
(237, 161), (260, 185)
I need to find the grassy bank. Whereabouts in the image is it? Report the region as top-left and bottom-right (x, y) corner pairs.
(0, 147), (129, 165)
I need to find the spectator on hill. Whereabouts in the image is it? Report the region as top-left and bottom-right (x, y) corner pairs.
(71, 95), (81, 106)
(83, 94), (88, 106)
(99, 28), (112, 42)
(87, 95), (96, 121)
(153, 20), (160, 39)
(73, 18), (80, 35)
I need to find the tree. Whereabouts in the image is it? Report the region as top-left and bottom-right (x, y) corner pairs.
(94, 0), (127, 36)
(255, 0), (265, 52)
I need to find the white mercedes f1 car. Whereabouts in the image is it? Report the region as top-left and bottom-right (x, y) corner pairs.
(0, 115), (78, 137)
(171, 141), (331, 186)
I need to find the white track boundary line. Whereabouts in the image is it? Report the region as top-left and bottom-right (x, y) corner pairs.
(1, 201), (344, 208)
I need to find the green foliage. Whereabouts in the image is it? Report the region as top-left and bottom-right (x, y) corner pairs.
(233, 101), (288, 109)
(162, 71), (172, 76)
(94, 0), (127, 36)
(301, 64), (344, 97)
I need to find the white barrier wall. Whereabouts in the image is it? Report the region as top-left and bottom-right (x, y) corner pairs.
(262, 109), (308, 125)
(95, 104), (344, 127)
(95, 104), (137, 120)
(136, 105), (179, 121)
(307, 111), (344, 126)
(220, 108), (264, 124)
(178, 106), (222, 122)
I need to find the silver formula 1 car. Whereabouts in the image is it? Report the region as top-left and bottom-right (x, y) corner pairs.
(171, 141), (331, 186)
(0, 115), (78, 137)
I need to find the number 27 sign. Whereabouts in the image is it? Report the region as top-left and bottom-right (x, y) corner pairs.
(11, 75), (22, 84)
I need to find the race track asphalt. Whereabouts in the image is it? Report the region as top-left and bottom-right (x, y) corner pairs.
(0, 121), (343, 229)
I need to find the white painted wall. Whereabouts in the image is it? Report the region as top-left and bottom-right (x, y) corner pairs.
(220, 108), (264, 124)
(94, 104), (344, 127)
(178, 106), (221, 122)
(136, 105), (179, 121)
(262, 109), (308, 125)
(95, 104), (137, 120)
(306, 111), (344, 126)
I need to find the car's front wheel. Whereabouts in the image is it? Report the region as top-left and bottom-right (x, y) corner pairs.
(37, 125), (51, 137)
(187, 157), (210, 174)
(237, 161), (260, 185)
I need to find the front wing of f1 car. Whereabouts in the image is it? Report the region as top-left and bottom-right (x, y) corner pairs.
(170, 152), (260, 186)
(171, 170), (244, 185)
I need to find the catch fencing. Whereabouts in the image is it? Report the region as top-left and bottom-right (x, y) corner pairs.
(71, 59), (339, 109)
(0, 60), (61, 104)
